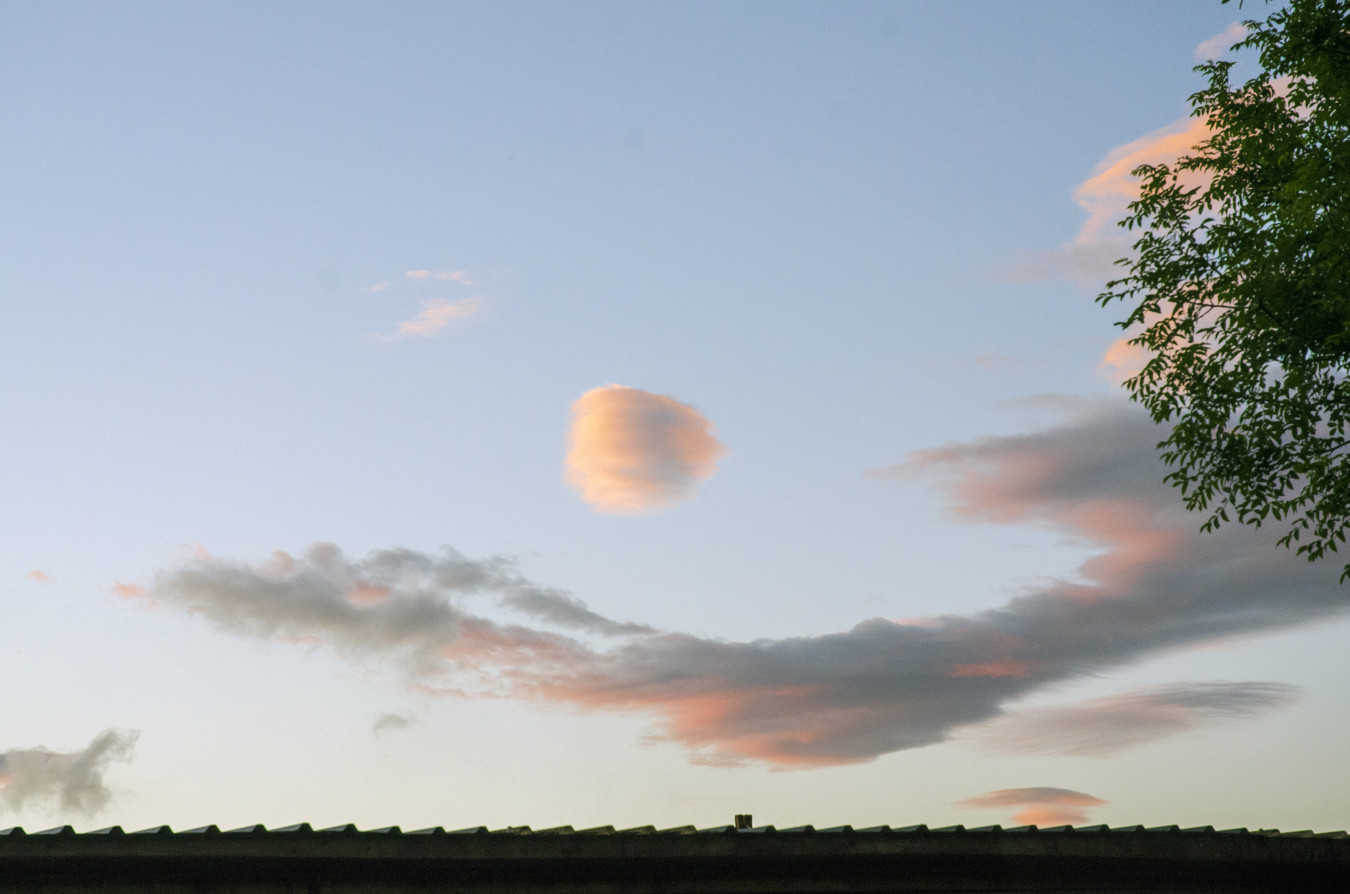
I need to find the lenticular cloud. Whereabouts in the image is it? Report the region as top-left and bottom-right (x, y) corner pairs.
(958, 787), (1107, 827)
(565, 385), (725, 514)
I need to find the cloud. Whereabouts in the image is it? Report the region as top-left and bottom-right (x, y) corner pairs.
(1006, 25), (1280, 291)
(968, 681), (1302, 757)
(0, 730), (138, 815)
(365, 280), (391, 294)
(999, 114), (1213, 286)
(128, 542), (649, 676)
(498, 586), (655, 636)
(372, 712), (415, 735)
(1074, 117), (1214, 246)
(958, 787), (1107, 827)
(26, 570), (51, 583)
(1098, 335), (1151, 385)
(565, 385), (726, 514)
(1195, 22), (1248, 61)
(128, 402), (1347, 768)
(405, 269), (475, 285)
(997, 241), (1133, 288)
(974, 353), (1022, 372)
(376, 297), (483, 341)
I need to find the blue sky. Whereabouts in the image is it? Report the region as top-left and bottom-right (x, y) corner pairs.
(4, 0), (1348, 834)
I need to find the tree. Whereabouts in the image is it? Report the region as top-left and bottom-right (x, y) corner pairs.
(1098, 0), (1350, 576)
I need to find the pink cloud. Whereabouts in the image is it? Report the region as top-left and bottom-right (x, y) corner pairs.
(565, 385), (725, 514)
(26, 570), (51, 583)
(1012, 806), (1094, 827)
(999, 114), (1212, 287)
(958, 787), (1106, 827)
(347, 584), (391, 604)
(129, 403), (1347, 768)
(113, 583), (147, 599)
(1073, 117), (1214, 245)
(405, 269), (475, 285)
(1098, 335), (1150, 384)
(947, 661), (1036, 679)
(376, 296), (483, 341)
(1195, 22), (1248, 61)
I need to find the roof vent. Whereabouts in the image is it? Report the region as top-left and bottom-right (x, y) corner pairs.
(734, 814), (753, 831)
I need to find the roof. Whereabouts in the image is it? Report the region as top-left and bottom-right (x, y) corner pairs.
(2, 822), (1348, 892)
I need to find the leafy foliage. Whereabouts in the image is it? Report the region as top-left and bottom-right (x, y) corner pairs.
(1098, 0), (1350, 576)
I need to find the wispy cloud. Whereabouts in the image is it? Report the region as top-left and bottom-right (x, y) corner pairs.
(376, 297), (483, 342)
(999, 116), (1212, 287)
(968, 681), (1301, 757)
(372, 712), (416, 735)
(958, 787), (1107, 827)
(0, 730), (138, 815)
(405, 269), (476, 285)
(997, 241), (1133, 288)
(1098, 335), (1151, 385)
(565, 385), (726, 514)
(1195, 22), (1247, 61)
(1073, 118), (1213, 246)
(26, 570), (51, 583)
(125, 543), (650, 674)
(974, 353), (1022, 372)
(365, 280), (391, 294)
(126, 402), (1347, 768)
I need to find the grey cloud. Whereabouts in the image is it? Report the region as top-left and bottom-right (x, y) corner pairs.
(498, 586), (655, 637)
(137, 543), (648, 684)
(132, 402), (1348, 767)
(372, 713), (416, 735)
(969, 681), (1302, 757)
(0, 730), (138, 815)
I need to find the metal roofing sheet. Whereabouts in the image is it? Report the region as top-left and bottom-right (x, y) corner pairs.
(0, 823), (1343, 837)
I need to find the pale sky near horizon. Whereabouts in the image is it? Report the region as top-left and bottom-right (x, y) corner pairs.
(5, 0), (1349, 834)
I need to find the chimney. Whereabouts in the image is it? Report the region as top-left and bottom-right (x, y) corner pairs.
(734, 814), (753, 831)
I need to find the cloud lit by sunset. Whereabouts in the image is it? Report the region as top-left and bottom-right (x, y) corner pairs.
(958, 787), (1108, 827)
(130, 402), (1347, 769)
(377, 296), (483, 341)
(8, 3), (1347, 835)
(565, 385), (725, 514)
(1001, 98), (1214, 286)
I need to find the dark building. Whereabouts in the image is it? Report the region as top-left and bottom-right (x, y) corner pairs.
(2, 821), (1347, 892)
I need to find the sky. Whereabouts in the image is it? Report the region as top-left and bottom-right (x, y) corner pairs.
(4, 0), (1348, 835)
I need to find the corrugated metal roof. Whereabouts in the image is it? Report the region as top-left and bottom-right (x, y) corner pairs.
(0, 823), (1345, 837)
(2, 823), (1346, 892)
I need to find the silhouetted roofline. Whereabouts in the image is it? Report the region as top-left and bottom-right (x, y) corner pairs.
(2, 822), (1347, 892)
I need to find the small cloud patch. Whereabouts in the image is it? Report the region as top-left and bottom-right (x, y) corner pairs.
(565, 385), (725, 514)
(376, 297), (483, 342)
(405, 269), (475, 285)
(958, 787), (1106, 827)
(0, 730), (139, 815)
(372, 713), (416, 735)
